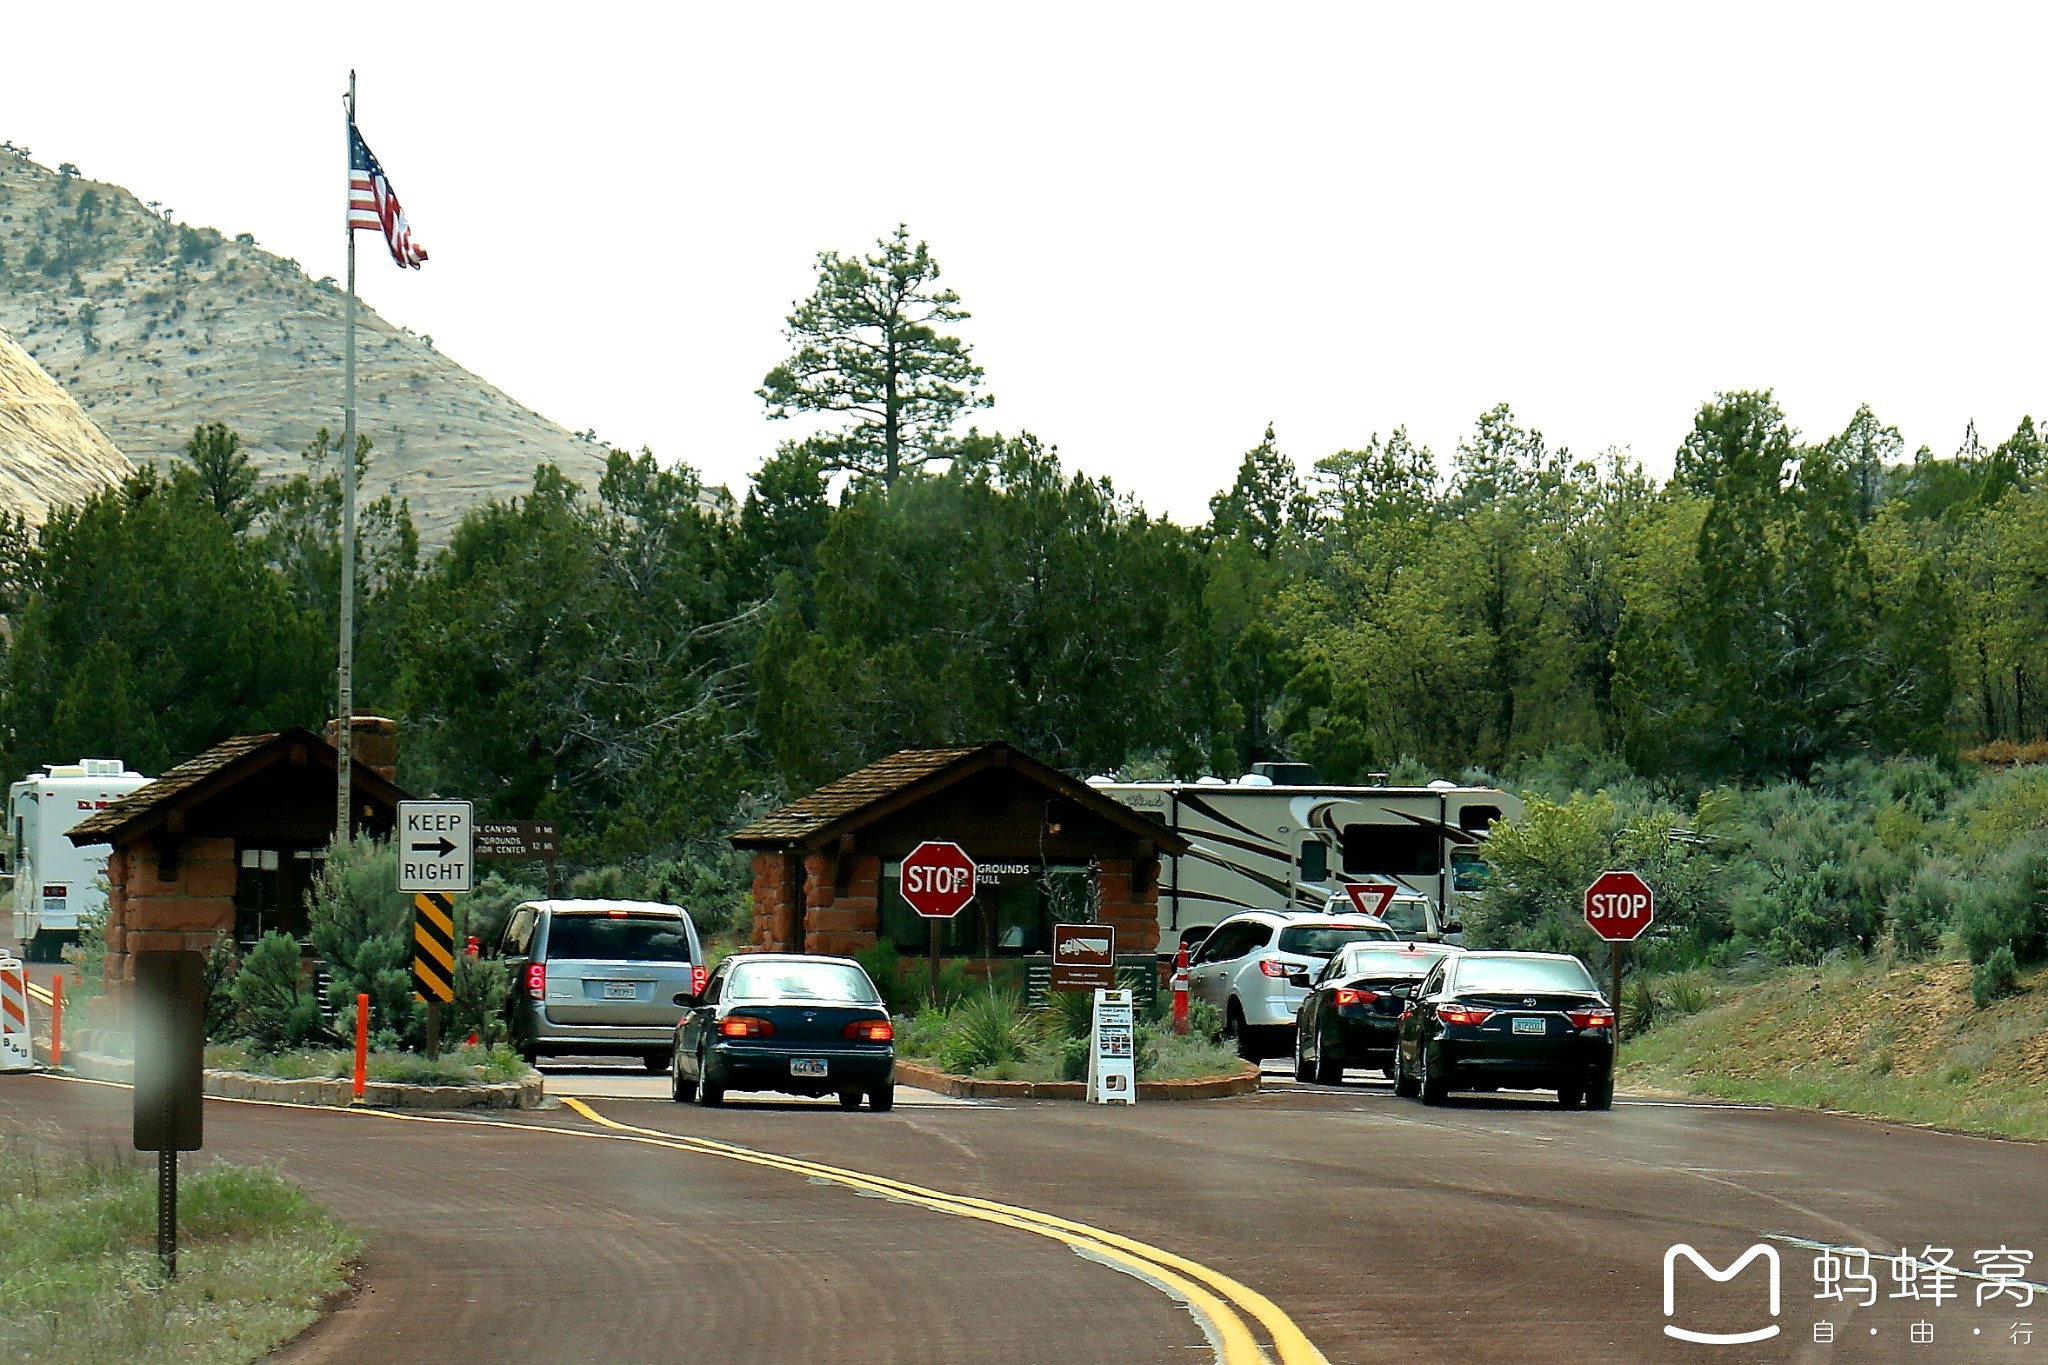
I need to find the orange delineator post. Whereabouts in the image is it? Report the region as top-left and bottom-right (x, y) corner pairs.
(1171, 942), (1191, 1036)
(353, 993), (369, 1100)
(48, 975), (62, 1069)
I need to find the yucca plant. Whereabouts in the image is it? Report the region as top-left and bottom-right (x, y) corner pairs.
(938, 989), (1042, 1075)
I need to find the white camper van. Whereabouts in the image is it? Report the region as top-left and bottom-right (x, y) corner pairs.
(7, 759), (153, 961)
(1089, 767), (1522, 958)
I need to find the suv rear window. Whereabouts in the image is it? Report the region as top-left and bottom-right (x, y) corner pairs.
(545, 915), (691, 962)
(1277, 923), (1397, 956)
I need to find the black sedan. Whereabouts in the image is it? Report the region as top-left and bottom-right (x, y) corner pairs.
(1393, 950), (1616, 1108)
(1291, 941), (1460, 1085)
(671, 953), (896, 1110)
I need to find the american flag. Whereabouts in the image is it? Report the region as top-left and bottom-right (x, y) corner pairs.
(348, 121), (428, 269)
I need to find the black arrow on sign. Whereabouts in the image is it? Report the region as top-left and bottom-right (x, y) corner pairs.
(410, 837), (457, 857)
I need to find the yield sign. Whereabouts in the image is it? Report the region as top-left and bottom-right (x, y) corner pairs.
(1342, 882), (1400, 918)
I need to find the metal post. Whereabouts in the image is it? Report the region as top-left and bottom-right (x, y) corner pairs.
(928, 919), (940, 1004)
(49, 975), (61, 1069)
(336, 70), (359, 845)
(425, 998), (441, 1061)
(157, 1149), (177, 1279)
(1611, 943), (1625, 1042)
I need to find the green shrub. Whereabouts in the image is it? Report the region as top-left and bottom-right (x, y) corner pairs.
(936, 990), (1040, 1075)
(229, 933), (323, 1053)
(1047, 989), (1095, 1040)
(448, 955), (509, 1046)
(1955, 839), (2048, 967)
(307, 836), (423, 1048)
(1186, 997), (1224, 1044)
(203, 933), (240, 1038)
(1971, 946), (2021, 1008)
(1884, 858), (1961, 958)
(853, 939), (907, 1012)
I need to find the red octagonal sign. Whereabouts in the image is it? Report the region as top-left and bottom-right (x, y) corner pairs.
(901, 841), (979, 919)
(1584, 869), (1655, 943)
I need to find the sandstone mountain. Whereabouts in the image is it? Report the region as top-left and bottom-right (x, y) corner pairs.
(0, 146), (607, 542)
(0, 324), (133, 524)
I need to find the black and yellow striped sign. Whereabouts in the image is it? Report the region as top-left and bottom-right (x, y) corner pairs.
(411, 892), (457, 1003)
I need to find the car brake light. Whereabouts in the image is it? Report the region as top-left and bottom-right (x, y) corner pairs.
(691, 964), (708, 998)
(1436, 1003), (1493, 1026)
(525, 963), (546, 1000)
(1568, 1008), (1616, 1030)
(843, 1019), (894, 1042)
(719, 1015), (776, 1038)
(1261, 959), (1310, 978)
(1333, 988), (1380, 1007)
(607, 909), (629, 917)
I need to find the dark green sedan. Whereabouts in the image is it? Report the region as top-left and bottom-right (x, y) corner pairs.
(671, 954), (896, 1111)
(1291, 941), (1459, 1084)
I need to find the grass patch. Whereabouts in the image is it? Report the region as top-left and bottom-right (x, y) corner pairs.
(1621, 957), (2048, 1141)
(0, 1136), (360, 1363)
(204, 1042), (525, 1086)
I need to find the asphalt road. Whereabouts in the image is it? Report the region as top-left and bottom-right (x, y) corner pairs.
(3, 1060), (2045, 1365)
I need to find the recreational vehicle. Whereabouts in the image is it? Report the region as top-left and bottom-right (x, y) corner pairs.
(1089, 768), (1522, 958)
(7, 759), (152, 961)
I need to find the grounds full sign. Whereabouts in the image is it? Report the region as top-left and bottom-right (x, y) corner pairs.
(900, 841), (977, 919)
(1584, 869), (1655, 942)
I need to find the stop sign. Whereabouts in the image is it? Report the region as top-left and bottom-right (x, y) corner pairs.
(900, 841), (979, 919)
(1584, 869), (1655, 942)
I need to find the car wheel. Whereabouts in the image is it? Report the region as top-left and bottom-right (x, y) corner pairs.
(837, 1091), (863, 1109)
(696, 1050), (725, 1107)
(1392, 1045), (1420, 1098)
(1314, 1053), (1343, 1086)
(869, 1084), (895, 1112)
(1225, 1002), (1259, 1061)
(1557, 1086), (1583, 1108)
(1293, 1031), (1314, 1083)
(1419, 1046), (1449, 1106)
(518, 1046), (538, 1067)
(642, 1053), (669, 1073)
(670, 1059), (696, 1104)
(1586, 1073), (1614, 1111)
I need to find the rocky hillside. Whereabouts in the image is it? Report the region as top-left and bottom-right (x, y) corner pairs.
(0, 324), (132, 524)
(0, 146), (606, 542)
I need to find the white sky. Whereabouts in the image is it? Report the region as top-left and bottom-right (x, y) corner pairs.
(5, 3), (2044, 521)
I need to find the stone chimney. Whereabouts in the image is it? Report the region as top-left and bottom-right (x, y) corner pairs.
(324, 715), (398, 783)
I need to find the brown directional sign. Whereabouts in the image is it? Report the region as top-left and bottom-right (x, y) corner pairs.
(476, 820), (561, 861)
(1050, 923), (1116, 992)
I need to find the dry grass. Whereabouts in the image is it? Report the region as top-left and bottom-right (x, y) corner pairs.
(0, 1133), (359, 1363)
(1621, 957), (2048, 1140)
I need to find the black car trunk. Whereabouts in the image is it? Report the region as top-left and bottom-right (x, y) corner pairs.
(728, 1001), (886, 1045)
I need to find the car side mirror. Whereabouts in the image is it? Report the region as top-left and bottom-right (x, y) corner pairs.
(1442, 921), (1463, 935)
(1389, 983), (1412, 998)
(673, 991), (695, 1007)
(1288, 971), (1313, 988)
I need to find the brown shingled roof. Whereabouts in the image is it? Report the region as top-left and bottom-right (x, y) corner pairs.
(68, 727), (409, 846)
(729, 742), (1187, 853)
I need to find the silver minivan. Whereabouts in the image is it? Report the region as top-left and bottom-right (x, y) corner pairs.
(496, 899), (704, 1068)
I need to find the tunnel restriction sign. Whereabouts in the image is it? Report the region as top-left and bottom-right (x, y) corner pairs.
(398, 800), (474, 894)
(900, 841), (977, 919)
(1583, 869), (1655, 942)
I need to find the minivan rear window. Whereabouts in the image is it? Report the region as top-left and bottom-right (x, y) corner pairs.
(545, 916), (691, 962)
(1277, 923), (1397, 957)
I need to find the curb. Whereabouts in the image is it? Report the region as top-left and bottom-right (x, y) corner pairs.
(894, 1059), (1260, 1101)
(65, 1049), (546, 1110)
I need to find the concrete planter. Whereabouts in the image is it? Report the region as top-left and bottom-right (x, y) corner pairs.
(65, 1048), (545, 1110)
(895, 1058), (1259, 1101)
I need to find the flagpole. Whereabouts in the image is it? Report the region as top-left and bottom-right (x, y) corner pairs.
(337, 70), (358, 845)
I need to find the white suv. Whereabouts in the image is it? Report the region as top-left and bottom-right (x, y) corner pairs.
(1186, 910), (1397, 1060)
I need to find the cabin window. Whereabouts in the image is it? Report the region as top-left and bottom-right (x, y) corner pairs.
(1458, 804), (1503, 833)
(1341, 824), (1439, 876)
(1297, 840), (1329, 883)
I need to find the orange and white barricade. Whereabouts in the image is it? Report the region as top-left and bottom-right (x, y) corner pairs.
(0, 956), (33, 1071)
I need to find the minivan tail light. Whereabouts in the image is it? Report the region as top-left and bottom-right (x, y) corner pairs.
(1333, 988), (1379, 1008)
(1436, 1003), (1493, 1026)
(1568, 1008), (1616, 1031)
(691, 964), (708, 998)
(843, 1019), (894, 1042)
(525, 963), (546, 1000)
(1261, 959), (1310, 978)
(719, 1015), (775, 1038)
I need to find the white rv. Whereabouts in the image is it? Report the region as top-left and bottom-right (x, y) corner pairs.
(7, 759), (153, 961)
(1089, 770), (1522, 957)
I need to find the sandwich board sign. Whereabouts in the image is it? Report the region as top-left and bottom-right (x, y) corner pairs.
(398, 800), (473, 894)
(1051, 924), (1116, 992)
(1086, 988), (1137, 1105)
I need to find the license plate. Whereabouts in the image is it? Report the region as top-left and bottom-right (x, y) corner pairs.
(1512, 1016), (1546, 1035)
(602, 981), (637, 1000)
(790, 1058), (828, 1077)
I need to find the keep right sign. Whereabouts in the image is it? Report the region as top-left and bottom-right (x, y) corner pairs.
(1584, 869), (1655, 943)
